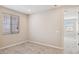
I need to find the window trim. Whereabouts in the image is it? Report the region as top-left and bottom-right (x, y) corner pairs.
(3, 13), (20, 35)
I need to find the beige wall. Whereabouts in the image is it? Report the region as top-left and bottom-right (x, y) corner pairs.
(0, 6), (28, 48)
(29, 7), (64, 48)
(0, 6), (64, 49)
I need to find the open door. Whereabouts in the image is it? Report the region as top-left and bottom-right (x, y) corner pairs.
(64, 9), (78, 53)
(77, 12), (79, 53)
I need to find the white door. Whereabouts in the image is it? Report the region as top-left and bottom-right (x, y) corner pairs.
(77, 12), (79, 53)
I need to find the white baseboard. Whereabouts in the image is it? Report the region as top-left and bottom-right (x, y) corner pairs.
(29, 41), (64, 50)
(0, 41), (27, 50)
(0, 40), (64, 50)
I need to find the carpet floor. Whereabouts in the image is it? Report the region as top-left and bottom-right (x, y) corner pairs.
(0, 42), (63, 54)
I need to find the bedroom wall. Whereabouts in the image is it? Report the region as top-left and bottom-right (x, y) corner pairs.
(28, 7), (64, 49)
(0, 6), (28, 48)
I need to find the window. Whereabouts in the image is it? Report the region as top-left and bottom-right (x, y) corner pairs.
(11, 15), (19, 33)
(3, 14), (19, 34)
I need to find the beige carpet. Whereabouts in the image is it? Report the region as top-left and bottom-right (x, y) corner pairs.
(0, 42), (63, 54)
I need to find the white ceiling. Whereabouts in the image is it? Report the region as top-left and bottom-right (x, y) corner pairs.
(2, 5), (79, 15)
(2, 5), (60, 14)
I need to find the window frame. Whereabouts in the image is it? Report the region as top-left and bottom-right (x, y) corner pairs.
(3, 13), (20, 34)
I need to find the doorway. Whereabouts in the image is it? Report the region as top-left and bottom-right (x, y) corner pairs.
(64, 7), (78, 54)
